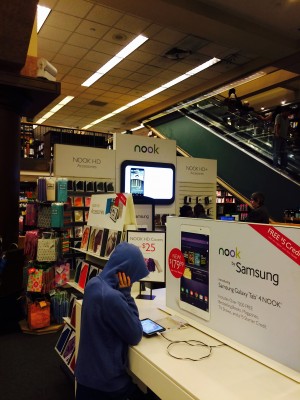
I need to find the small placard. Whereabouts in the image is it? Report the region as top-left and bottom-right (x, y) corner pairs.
(127, 231), (166, 283)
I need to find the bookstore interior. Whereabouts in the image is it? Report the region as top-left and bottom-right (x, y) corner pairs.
(1, 2), (300, 399)
(0, 128), (297, 400)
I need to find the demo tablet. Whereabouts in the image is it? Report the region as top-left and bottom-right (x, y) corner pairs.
(141, 318), (166, 337)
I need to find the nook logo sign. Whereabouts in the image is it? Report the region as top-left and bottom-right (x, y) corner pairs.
(219, 247), (241, 259)
(134, 144), (159, 154)
(218, 246), (279, 286)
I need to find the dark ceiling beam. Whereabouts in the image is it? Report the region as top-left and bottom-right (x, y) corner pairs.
(0, 0), (38, 72)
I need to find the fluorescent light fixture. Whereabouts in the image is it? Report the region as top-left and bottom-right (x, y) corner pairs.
(162, 75), (190, 88)
(81, 57), (221, 130)
(131, 124), (145, 131)
(117, 35), (149, 58)
(142, 87), (167, 99)
(121, 124), (145, 134)
(125, 98), (146, 108)
(35, 96), (74, 124)
(187, 57), (220, 75)
(82, 34), (148, 87)
(146, 70), (267, 121)
(162, 58), (221, 89)
(37, 5), (51, 32)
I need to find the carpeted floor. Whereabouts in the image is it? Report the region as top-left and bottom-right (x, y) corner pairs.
(0, 294), (160, 400)
(0, 324), (75, 400)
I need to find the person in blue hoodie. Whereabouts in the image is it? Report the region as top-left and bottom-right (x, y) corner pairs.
(75, 241), (149, 400)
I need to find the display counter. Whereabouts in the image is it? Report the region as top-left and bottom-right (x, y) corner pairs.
(75, 289), (300, 400)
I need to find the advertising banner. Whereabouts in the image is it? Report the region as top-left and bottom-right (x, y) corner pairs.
(127, 231), (165, 282)
(166, 217), (300, 381)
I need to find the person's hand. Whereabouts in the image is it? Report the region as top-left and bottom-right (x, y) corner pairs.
(118, 271), (131, 288)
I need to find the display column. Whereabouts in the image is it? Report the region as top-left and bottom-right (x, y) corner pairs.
(0, 87), (25, 250)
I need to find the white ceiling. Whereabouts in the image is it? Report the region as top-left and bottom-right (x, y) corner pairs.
(32, 0), (300, 134)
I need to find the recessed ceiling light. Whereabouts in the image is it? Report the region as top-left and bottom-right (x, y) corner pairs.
(113, 33), (128, 41)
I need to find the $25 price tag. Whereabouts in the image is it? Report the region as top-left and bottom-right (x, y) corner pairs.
(141, 242), (155, 252)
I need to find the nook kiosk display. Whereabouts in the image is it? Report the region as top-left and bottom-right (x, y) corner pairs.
(166, 216), (300, 382)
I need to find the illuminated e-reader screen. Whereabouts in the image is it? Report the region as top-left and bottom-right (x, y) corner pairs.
(180, 229), (210, 320)
(121, 160), (175, 205)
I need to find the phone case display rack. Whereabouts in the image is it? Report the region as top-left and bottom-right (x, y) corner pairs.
(22, 177), (115, 335)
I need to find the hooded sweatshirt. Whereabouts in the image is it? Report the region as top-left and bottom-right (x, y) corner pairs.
(75, 242), (149, 392)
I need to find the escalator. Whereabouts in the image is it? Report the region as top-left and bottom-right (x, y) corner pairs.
(146, 96), (300, 222)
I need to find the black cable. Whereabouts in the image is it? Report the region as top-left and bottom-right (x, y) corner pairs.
(158, 332), (226, 361)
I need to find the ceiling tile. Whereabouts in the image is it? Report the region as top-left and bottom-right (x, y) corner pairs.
(76, 58), (103, 72)
(127, 50), (156, 64)
(55, 0), (93, 18)
(76, 20), (110, 38)
(45, 10), (82, 31)
(60, 44), (89, 59)
(38, 37), (64, 54)
(67, 32), (99, 49)
(38, 25), (73, 43)
(152, 28), (187, 45)
(93, 39), (124, 56)
(114, 14), (151, 34)
(85, 4), (123, 25)
(52, 53), (81, 67)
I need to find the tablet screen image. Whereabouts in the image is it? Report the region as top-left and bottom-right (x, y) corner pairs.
(179, 225), (210, 321)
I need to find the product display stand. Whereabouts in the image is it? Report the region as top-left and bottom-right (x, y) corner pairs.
(136, 282), (155, 300)
(56, 192), (138, 376)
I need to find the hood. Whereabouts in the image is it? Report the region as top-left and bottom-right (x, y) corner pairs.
(100, 241), (149, 287)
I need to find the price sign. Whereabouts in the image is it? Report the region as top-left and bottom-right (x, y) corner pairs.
(126, 230), (166, 282)
(141, 242), (156, 252)
(168, 248), (185, 278)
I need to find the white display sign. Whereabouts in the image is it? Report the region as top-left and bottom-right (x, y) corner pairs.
(88, 193), (136, 231)
(135, 203), (154, 231)
(114, 134), (177, 164)
(166, 217), (300, 381)
(176, 156), (217, 183)
(54, 144), (116, 179)
(127, 230), (165, 283)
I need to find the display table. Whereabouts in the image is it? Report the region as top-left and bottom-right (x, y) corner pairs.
(76, 289), (300, 400)
(130, 289), (300, 400)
